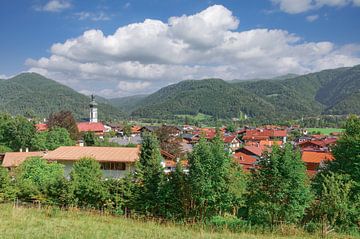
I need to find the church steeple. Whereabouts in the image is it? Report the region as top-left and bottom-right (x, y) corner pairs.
(89, 94), (98, 123)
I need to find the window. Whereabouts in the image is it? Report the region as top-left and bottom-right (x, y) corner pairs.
(100, 162), (126, 170)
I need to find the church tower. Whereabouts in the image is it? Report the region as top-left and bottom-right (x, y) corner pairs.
(89, 94), (98, 123)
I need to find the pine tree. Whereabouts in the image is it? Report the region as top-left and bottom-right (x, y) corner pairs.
(131, 132), (164, 216)
(247, 144), (312, 226)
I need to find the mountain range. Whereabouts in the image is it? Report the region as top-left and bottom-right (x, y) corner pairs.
(1, 65), (359, 121)
(0, 73), (124, 120)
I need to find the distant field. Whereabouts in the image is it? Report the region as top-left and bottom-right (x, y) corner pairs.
(306, 128), (344, 135)
(176, 113), (213, 121)
(1, 204), (351, 239)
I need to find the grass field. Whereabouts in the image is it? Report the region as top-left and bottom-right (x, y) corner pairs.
(0, 204), (356, 239)
(175, 113), (213, 121)
(306, 128), (344, 135)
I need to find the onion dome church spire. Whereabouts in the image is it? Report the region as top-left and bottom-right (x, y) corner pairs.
(89, 94), (98, 123)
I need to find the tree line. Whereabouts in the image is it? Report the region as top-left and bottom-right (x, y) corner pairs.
(0, 114), (359, 236)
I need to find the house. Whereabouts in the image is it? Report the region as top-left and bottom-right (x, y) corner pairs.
(2, 151), (46, 169)
(223, 135), (241, 153)
(163, 159), (189, 174)
(301, 151), (334, 175)
(77, 122), (105, 137)
(298, 138), (337, 152)
(131, 125), (142, 135)
(43, 146), (140, 178)
(233, 151), (258, 171)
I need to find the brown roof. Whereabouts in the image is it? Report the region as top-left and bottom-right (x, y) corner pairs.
(2, 151), (46, 168)
(302, 151), (334, 163)
(43, 146), (140, 163)
(77, 122), (105, 132)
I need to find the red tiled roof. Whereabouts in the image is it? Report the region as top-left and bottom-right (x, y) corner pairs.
(223, 135), (238, 143)
(243, 129), (287, 140)
(243, 146), (263, 157)
(43, 146), (139, 163)
(77, 122), (105, 132)
(35, 123), (48, 132)
(234, 152), (257, 165)
(2, 151), (46, 168)
(302, 151), (334, 163)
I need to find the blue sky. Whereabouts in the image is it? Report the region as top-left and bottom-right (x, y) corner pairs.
(1, 0), (360, 97)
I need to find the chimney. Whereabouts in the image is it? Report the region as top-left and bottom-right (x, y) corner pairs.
(25, 147), (29, 152)
(20, 148), (23, 152)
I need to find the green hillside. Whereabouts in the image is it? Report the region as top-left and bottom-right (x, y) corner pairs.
(109, 94), (148, 113)
(130, 65), (360, 120)
(0, 73), (125, 120)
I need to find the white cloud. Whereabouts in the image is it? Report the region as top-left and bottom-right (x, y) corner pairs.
(306, 14), (319, 21)
(26, 5), (360, 97)
(74, 11), (110, 21)
(36, 0), (71, 12)
(272, 0), (360, 13)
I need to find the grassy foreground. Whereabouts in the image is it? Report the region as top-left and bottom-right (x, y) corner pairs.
(0, 204), (355, 239)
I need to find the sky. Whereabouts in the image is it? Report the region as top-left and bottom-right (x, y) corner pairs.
(1, 0), (360, 98)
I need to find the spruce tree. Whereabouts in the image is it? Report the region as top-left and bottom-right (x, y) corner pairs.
(132, 132), (164, 216)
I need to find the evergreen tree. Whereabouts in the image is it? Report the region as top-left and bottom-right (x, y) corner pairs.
(326, 115), (360, 196)
(131, 133), (164, 216)
(247, 144), (312, 226)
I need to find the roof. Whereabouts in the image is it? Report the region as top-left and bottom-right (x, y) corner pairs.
(223, 135), (238, 144)
(302, 151), (334, 163)
(35, 123), (48, 132)
(234, 152), (257, 165)
(131, 125), (142, 133)
(243, 129), (287, 140)
(43, 146), (139, 163)
(2, 151), (46, 168)
(243, 146), (263, 157)
(77, 122), (105, 132)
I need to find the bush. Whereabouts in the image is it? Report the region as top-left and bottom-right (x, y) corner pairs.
(207, 214), (248, 232)
(70, 157), (108, 209)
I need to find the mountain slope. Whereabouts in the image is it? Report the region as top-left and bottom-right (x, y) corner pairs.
(109, 95), (148, 113)
(0, 73), (125, 120)
(131, 79), (277, 120)
(130, 65), (360, 120)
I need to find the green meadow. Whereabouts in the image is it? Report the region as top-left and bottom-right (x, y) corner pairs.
(306, 128), (344, 135)
(0, 204), (355, 239)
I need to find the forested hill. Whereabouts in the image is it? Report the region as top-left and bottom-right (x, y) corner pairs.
(0, 73), (125, 120)
(130, 65), (360, 120)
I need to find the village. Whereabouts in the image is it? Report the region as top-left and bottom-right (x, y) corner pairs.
(0, 95), (339, 178)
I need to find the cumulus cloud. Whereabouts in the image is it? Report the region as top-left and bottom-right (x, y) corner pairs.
(26, 5), (360, 98)
(306, 14), (319, 21)
(272, 0), (360, 13)
(35, 0), (71, 12)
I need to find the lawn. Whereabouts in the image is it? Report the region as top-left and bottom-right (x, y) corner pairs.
(0, 204), (355, 239)
(306, 128), (344, 135)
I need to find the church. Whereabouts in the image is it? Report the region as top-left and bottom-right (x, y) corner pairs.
(76, 95), (105, 136)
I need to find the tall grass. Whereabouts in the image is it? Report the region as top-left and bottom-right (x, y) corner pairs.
(0, 204), (354, 239)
